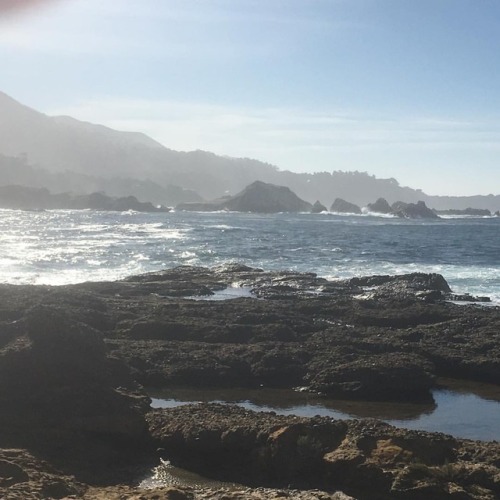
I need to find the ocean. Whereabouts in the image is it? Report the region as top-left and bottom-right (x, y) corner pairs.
(1, 209), (498, 303)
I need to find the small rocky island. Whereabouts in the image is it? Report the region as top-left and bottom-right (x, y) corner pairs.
(177, 180), (312, 213)
(366, 198), (439, 219)
(0, 264), (499, 499)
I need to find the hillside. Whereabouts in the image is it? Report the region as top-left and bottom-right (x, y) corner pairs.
(1, 91), (499, 211)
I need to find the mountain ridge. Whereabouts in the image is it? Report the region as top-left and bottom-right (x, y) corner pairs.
(0, 91), (499, 211)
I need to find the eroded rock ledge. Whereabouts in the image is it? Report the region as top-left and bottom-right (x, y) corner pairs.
(147, 403), (500, 500)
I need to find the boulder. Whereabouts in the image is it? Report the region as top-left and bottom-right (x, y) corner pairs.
(330, 198), (362, 214)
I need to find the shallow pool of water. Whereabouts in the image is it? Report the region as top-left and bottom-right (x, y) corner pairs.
(140, 458), (241, 490)
(150, 380), (500, 442)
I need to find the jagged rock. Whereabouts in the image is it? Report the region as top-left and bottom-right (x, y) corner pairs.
(348, 273), (452, 293)
(367, 198), (392, 214)
(365, 199), (440, 219)
(391, 200), (440, 219)
(311, 200), (327, 213)
(330, 198), (362, 214)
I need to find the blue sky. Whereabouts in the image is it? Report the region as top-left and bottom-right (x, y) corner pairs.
(1, 0), (499, 196)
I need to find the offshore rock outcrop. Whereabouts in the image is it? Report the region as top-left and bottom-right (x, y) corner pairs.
(177, 181), (312, 213)
(311, 200), (327, 213)
(391, 200), (440, 219)
(0, 185), (169, 212)
(367, 197), (393, 214)
(330, 198), (362, 214)
(366, 198), (440, 219)
(435, 207), (492, 217)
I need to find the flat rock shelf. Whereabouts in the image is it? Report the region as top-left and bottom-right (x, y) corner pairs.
(1, 264), (499, 499)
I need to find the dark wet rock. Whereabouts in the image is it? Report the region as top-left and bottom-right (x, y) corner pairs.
(147, 403), (500, 499)
(1, 265), (498, 402)
(330, 198), (362, 214)
(367, 197), (392, 214)
(352, 273), (457, 307)
(391, 200), (440, 219)
(0, 264), (499, 498)
(347, 273), (452, 294)
(311, 200), (327, 213)
(305, 352), (435, 402)
(0, 305), (153, 483)
(448, 293), (491, 303)
(213, 262), (263, 274)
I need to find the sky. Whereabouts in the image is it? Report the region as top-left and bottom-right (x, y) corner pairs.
(1, 0), (499, 196)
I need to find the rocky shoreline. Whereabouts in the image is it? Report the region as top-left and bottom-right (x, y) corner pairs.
(1, 264), (499, 499)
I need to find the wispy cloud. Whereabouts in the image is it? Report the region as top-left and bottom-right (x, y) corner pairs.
(49, 98), (500, 164)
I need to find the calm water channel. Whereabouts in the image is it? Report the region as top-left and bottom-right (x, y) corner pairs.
(150, 379), (500, 442)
